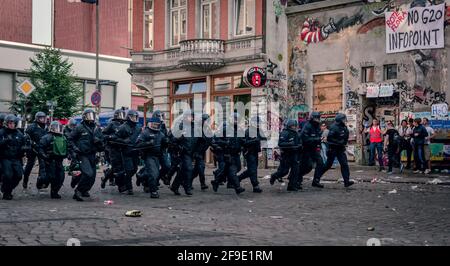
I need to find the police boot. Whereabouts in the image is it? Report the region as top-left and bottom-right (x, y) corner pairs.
(211, 180), (219, 192)
(143, 186), (150, 193)
(253, 186), (263, 193)
(36, 178), (44, 190)
(2, 193), (13, 200)
(127, 189), (134, 195)
(287, 186), (298, 192)
(201, 183), (209, 190)
(170, 186), (181, 196)
(51, 191), (62, 199)
(184, 188), (193, 196)
(100, 176), (107, 189)
(73, 190), (83, 202)
(150, 191), (160, 199)
(118, 186), (128, 193)
(70, 172), (81, 189)
(109, 179), (115, 186)
(312, 179), (324, 188)
(235, 187), (245, 195)
(344, 181), (355, 188)
(81, 191), (90, 198)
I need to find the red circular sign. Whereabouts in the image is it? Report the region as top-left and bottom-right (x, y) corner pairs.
(243, 67), (267, 88)
(91, 91), (101, 106)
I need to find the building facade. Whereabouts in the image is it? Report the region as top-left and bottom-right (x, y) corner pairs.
(285, 0), (450, 166)
(129, 0), (289, 130)
(0, 0), (133, 115)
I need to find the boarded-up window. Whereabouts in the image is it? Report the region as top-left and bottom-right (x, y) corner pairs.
(313, 73), (343, 114)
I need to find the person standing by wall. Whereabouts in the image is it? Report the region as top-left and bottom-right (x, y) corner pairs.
(422, 118), (436, 174)
(320, 123), (329, 164)
(365, 118), (385, 171)
(384, 121), (403, 174)
(398, 119), (413, 170)
(412, 118), (428, 174)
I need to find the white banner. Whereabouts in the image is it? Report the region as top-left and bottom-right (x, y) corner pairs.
(386, 4), (445, 54)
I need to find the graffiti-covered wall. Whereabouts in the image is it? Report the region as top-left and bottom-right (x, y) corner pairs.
(287, 0), (450, 164)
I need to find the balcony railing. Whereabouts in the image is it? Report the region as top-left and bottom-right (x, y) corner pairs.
(178, 39), (225, 72)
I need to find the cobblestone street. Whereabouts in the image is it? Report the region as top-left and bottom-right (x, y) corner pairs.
(0, 165), (449, 246)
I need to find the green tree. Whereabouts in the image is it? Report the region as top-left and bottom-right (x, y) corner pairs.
(11, 48), (83, 120)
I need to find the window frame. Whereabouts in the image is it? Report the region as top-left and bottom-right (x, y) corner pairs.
(169, 0), (188, 47)
(383, 64), (398, 81)
(143, 0), (154, 50)
(361, 66), (375, 83)
(233, 0), (255, 37)
(200, 0), (217, 39)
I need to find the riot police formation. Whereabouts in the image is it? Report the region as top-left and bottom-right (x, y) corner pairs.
(0, 107), (357, 201)
(68, 109), (104, 201)
(23, 112), (47, 189)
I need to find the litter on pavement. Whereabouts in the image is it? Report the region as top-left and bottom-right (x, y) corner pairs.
(125, 210), (142, 217)
(388, 189), (398, 194)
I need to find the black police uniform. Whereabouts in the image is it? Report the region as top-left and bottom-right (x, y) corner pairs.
(170, 122), (197, 195)
(136, 126), (167, 197)
(270, 126), (301, 190)
(318, 116), (352, 186)
(239, 127), (267, 192)
(0, 126), (26, 199)
(211, 123), (245, 194)
(102, 118), (123, 187)
(69, 121), (104, 197)
(192, 120), (212, 190)
(298, 118), (325, 187)
(23, 121), (47, 188)
(114, 119), (141, 193)
(38, 132), (68, 198)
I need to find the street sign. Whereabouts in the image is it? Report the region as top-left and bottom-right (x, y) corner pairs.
(18, 80), (36, 97)
(91, 91), (101, 106)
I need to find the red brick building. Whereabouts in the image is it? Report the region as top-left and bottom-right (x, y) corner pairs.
(0, 0), (133, 113)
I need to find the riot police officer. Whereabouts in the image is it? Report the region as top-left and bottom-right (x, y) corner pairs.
(23, 112), (47, 189)
(239, 116), (267, 193)
(298, 112), (325, 188)
(316, 113), (354, 188)
(153, 110), (171, 185)
(0, 115), (27, 200)
(211, 113), (245, 195)
(102, 109), (126, 188)
(38, 121), (68, 199)
(0, 113), (5, 185)
(170, 110), (197, 196)
(68, 109), (104, 201)
(136, 116), (168, 198)
(113, 109), (141, 195)
(268, 119), (301, 191)
(192, 113), (212, 190)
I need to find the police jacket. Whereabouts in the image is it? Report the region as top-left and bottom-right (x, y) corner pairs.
(327, 122), (349, 149)
(63, 127), (73, 139)
(103, 119), (122, 137)
(173, 122), (197, 155)
(278, 128), (300, 152)
(194, 125), (212, 158)
(39, 133), (67, 159)
(213, 124), (244, 156)
(0, 128), (26, 159)
(114, 120), (142, 155)
(413, 124), (428, 146)
(25, 122), (46, 150)
(300, 121), (322, 149)
(69, 121), (104, 155)
(243, 127), (267, 155)
(136, 127), (167, 157)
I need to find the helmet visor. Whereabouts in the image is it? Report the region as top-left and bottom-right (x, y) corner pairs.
(117, 111), (126, 120)
(84, 112), (96, 121)
(129, 115), (138, 123)
(149, 122), (161, 131)
(51, 124), (64, 134)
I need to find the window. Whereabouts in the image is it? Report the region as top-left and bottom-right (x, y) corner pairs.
(362, 66), (375, 83)
(0, 72), (14, 113)
(383, 64), (397, 80)
(213, 75), (245, 91)
(82, 81), (116, 110)
(170, 0), (187, 46)
(234, 0), (255, 36)
(174, 80), (206, 95)
(144, 0), (154, 49)
(201, 0), (218, 39)
(32, 0), (52, 46)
